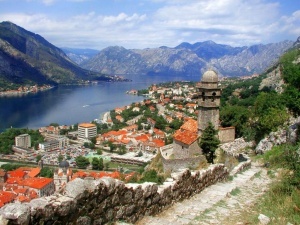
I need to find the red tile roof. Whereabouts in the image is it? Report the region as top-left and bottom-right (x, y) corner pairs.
(180, 119), (198, 133)
(173, 119), (198, 145)
(173, 129), (198, 145)
(8, 170), (26, 178)
(0, 191), (16, 207)
(28, 168), (41, 178)
(21, 177), (53, 190)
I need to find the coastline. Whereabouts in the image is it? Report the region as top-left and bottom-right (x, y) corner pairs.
(0, 85), (54, 97)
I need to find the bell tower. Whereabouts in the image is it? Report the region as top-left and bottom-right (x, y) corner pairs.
(197, 70), (221, 136)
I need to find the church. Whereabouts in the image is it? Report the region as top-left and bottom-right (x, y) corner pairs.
(160, 70), (235, 172)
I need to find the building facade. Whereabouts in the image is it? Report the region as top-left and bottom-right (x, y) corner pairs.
(78, 123), (97, 140)
(15, 134), (31, 148)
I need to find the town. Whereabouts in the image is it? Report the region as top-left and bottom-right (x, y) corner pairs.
(0, 70), (239, 208)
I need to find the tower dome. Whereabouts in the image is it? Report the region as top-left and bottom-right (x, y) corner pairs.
(201, 70), (218, 82)
(59, 160), (69, 168)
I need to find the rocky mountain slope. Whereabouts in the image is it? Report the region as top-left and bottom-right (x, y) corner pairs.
(0, 22), (111, 89)
(80, 40), (293, 77)
(61, 48), (99, 65)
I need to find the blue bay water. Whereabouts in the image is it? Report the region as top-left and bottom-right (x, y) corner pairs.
(0, 74), (200, 132)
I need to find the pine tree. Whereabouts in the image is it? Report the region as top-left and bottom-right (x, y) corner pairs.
(199, 122), (220, 164)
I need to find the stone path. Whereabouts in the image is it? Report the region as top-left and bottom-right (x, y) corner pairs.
(132, 163), (272, 225)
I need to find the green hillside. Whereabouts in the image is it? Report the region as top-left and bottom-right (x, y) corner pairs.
(0, 21), (111, 90)
(220, 47), (300, 142)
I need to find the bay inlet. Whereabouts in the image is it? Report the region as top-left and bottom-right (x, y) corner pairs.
(0, 74), (199, 132)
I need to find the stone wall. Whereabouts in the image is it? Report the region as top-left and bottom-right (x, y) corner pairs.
(161, 154), (207, 173)
(0, 164), (229, 225)
(218, 127), (235, 143)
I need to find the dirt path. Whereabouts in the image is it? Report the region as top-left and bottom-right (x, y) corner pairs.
(133, 163), (272, 225)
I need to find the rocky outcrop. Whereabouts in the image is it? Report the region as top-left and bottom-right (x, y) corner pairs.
(259, 66), (285, 93)
(220, 138), (254, 157)
(255, 117), (300, 154)
(0, 164), (229, 225)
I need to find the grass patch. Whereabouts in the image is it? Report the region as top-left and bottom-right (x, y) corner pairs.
(254, 171), (262, 178)
(267, 169), (275, 178)
(246, 180), (300, 224)
(230, 187), (241, 196)
(227, 175), (234, 181)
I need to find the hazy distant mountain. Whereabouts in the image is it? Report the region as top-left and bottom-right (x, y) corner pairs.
(80, 40), (293, 77)
(0, 21), (111, 89)
(61, 47), (99, 65)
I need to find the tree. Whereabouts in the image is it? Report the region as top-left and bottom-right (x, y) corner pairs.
(97, 148), (103, 155)
(75, 156), (90, 169)
(83, 142), (89, 148)
(117, 145), (126, 155)
(58, 154), (64, 163)
(36, 154), (42, 163)
(90, 137), (97, 144)
(40, 167), (54, 178)
(104, 162), (110, 171)
(98, 158), (104, 170)
(92, 157), (100, 170)
(199, 122), (220, 164)
(49, 123), (59, 127)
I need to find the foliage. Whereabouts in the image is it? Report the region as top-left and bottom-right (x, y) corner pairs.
(220, 105), (249, 138)
(1, 163), (24, 171)
(92, 157), (100, 170)
(251, 92), (288, 142)
(280, 48), (300, 115)
(36, 154), (42, 162)
(97, 148), (103, 155)
(0, 128), (44, 154)
(49, 123), (59, 127)
(139, 169), (164, 184)
(117, 145), (127, 155)
(199, 122), (220, 164)
(75, 156), (90, 169)
(169, 118), (183, 130)
(98, 158), (104, 170)
(250, 143), (300, 224)
(58, 154), (64, 163)
(40, 167), (54, 178)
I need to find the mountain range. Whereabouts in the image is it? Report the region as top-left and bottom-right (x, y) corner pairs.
(74, 40), (293, 77)
(0, 21), (111, 90)
(0, 21), (296, 91)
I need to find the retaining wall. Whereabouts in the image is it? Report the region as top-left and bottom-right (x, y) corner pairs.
(0, 164), (229, 225)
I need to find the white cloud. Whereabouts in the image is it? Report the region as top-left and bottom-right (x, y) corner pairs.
(0, 0), (298, 49)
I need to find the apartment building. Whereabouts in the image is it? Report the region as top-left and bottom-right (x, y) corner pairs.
(78, 123), (97, 140)
(15, 134), (31, 148)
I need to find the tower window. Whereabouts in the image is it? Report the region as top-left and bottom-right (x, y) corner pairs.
(202, 92), (205, 101)
(212, 92), (216, 102)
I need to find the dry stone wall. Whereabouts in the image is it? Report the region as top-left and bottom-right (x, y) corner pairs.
(0, 164), (229, 225)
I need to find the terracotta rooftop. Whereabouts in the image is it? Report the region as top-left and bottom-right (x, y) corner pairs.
(21, 177), (53, 190)
(173, 129), (198, 145)
(79, 123), (96, 128)
(180, 118), (198, 133)
(173, 118), (199, 145)
(28, 168), (41, 178)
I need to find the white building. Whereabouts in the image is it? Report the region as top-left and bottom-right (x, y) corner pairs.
(15, 134), (31, 148)
(78, 123), (97, 140)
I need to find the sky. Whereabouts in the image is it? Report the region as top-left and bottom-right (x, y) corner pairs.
(0, 0), (299, 50)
